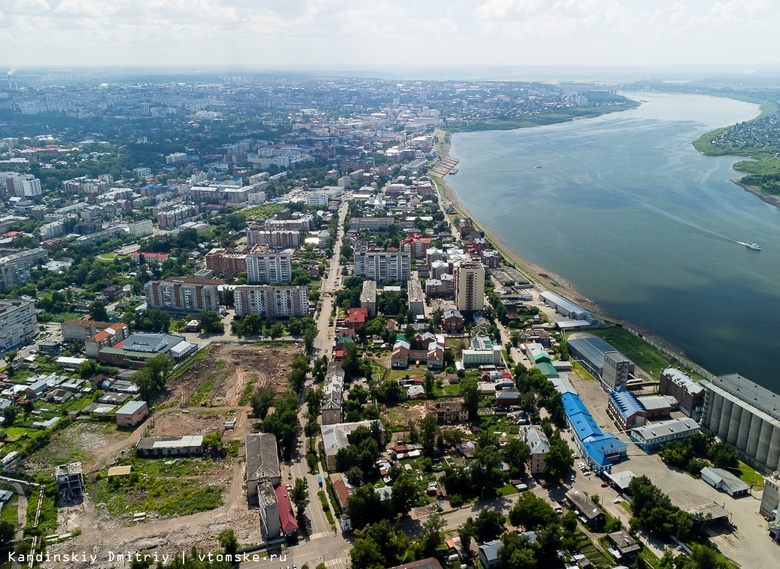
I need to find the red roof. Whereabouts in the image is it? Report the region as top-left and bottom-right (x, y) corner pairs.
(274, 485), (298, 534)
(346, 307), (369, 326)
(132, 251), (170, 260)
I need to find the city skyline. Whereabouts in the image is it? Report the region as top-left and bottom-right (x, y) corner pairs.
(2, 1), (779, 72)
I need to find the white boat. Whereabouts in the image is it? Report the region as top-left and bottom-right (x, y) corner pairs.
(738, 241), (761, 251)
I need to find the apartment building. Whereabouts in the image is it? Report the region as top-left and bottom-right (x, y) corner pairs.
(245, 244), (293, 284)
(205, 248), (248, 278)
(233, 285), (309, 319)
(144, 277), (223, 313)
(0, 299), (37, 352)
(354, 244), (410, 282)
(156, 204), (200, 230)
(247, 229), (301, 248)
(0, 248), (48, 291)
(455, 261), (485, 312)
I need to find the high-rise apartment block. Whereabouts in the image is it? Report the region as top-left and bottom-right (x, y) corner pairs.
(354, 244), (410, 282)
(246, 245), (293, 284)
(0, 299), (37, 352)
(234, 285), (309, 319)
(144, 277), (223, 313)
(455, 261), (485, 311)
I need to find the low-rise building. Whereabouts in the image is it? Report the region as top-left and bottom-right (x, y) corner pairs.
(700, 467), (750, 497)
(629, 417), (700, 451)
(246, 433), (281, 505)
(115, 400), (148, 427)
(523, 426), (550, 476)
(566, 488), (605, 529)
(136, 435), (204, 457)
(659, 367), (705, 420)
(425, 399), (469, 424)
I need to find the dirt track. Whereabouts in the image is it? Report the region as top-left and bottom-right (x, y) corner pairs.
(44, 343), (301, 568)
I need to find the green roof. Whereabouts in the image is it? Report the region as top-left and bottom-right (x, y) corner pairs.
(337, 336), (355, 344)
(533, 353), (552, 363)
(535, 361), (559, 378)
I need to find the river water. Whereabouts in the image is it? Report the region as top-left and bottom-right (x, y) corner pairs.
(447, 92), (780, 391)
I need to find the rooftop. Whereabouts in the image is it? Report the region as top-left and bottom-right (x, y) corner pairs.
(245, 433), (280, 482)
(709, 373), (780, 421)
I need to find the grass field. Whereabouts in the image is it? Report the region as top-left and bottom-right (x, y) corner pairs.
(586, 327), (671, 378)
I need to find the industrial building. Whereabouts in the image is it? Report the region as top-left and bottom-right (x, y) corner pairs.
(96, 333), (195, 369)
(700, 467), (750, 497)
(629, 417), (700, 451)
(562, 392), (627, 473)
(700, 374), (780, 473)
(115, 400), (148, 427)
(538, 290), (594, 323)
(567, 335), (635, 388)
(608, 389), (646, 429)
(659, 368), (705, 420)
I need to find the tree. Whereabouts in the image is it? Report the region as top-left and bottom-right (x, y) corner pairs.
(423, 371), (435, 398)
(197, 311), (224, 334)
(419, 513), (445, 556)
(390, 473), (420, 517)
(305, 387), (324, 417)
(89, 300), (109, 322)
(262, 391), (301, 460)
(420, 413), (438, 456)
(233, 313), (263, 337)
(250, 386), (276, 419)
(132, 353), (174, 402)
(502, 438), (531, 478)
(708, 442), (739, 469)
(462, 378), (479, 421)
(509, 493), (559, 530)
(217, 528), (238, 557)
(543, 433), (573, 483)
(499, 533), (537, 569)
(290, 478), (310, 516)
(470, 508), (506, 543)
(2, 405), (17, 426)
(346, 486), (386, 530)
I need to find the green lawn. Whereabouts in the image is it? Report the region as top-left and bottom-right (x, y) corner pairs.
(738, 460), (765, 488)
(586, 327), (672, 378)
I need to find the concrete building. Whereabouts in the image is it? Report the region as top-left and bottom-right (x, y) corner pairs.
(408, 279), (425, 318)
(360, 280), (377, 318)
(156, 204), (200, 230)
(608, 389), (646, 430)
(462, 334), (503, 367)
(205, 248), (247, 278)
(233, 285), (309, 319)
(700, 467), (750, 497)
(258, 480), (281, 539)
(85, 323), (130, 358)
(425, 399), (469, 424)
(760, 472), (780, 519)
(55, 462), (84, 504)
(629, 417), (700, 451)
(246, 433), (281, 506)
(128, 219), (154, 237)
(248, 229), (301, 249)
(0, 248), (48, 291)
(0, 299), (37, 352)
(246, 244), (293, 283)
(354, 244), (411, 282)
(523, 426), (550, 476)
(539, 290), (594, 322)
(97, 333), (194, 368)
(659, 368), (705, 420)
(321, 420), (384, 471)
(603, 351), (631, 392)
(567, 335), (635, 383)
(454, 261), (485, 312)
(61, 319), (117, 343)
(136, 435), (204, 457)
(562, 391), (627, 474)
(115, 400), (148, 427)
(566, 488), (605, 529)
(144, 277), (222, 313)
(442, 308), (464, 333)
(700, 373), (780, 473)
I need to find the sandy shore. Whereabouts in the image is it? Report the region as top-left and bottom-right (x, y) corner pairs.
(432, 130), (692, 363)
(730, 177), (780, 207)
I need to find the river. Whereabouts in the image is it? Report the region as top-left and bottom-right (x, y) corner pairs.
(447, 92), (780, 392)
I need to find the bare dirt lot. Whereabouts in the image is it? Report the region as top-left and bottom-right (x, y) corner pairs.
(42, 342), (301, 568)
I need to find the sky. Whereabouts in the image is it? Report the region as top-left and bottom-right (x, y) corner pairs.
(1, 0), (778, 73)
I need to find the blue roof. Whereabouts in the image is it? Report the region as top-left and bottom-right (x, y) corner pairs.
(583, 441), (611, 467)
(609, 390), (645, 420)
(562, 392), (589, 416)
(570, 411), (602, 441)
(587, 434), (627, 457)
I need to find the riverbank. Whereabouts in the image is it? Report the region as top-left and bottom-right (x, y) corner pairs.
(431, 129), (697, 373)
(730, 177), (780, 207)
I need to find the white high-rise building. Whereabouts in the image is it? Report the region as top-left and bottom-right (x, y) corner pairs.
(455, 261), (485, 312)
(0, 299), (37, 351)
(234, 285), (309, 319)
(245, 244), (293, 284)
(354, 244), (410, 282)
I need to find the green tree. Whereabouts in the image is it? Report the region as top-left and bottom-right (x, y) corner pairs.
(346, 486), (387, 530)
(250, 385), (276, 419)
(2, 405), (18, 426)
(420, 413), (438, 456)
(498, 533), (537, 569)
(290, 478), (310, 516)
(509, 493), (559, 530)
(462, 378), (479, 421)
(217, 528), (238, 557)
(470, 508), (506, 543)
(132, 353), (174, 402)
(419, 513), (445, 556)
(423, 371), (435, 398)
(197, 311), (224, 334)
(502, 438), (531, 478)
(89, 300), (109, 322)
(708, 442), (739, 469)
(543, 433), (573, 483)
(390, 473), (420, 518)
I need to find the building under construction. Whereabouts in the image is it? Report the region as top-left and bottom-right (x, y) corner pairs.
(55, 462), (84, 504)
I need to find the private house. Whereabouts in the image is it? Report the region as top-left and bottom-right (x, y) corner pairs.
(425, 399), (469, 424)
